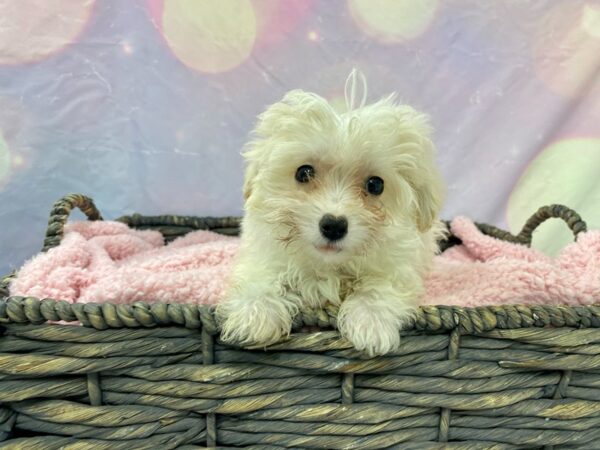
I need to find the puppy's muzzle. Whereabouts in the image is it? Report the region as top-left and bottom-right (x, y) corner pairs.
(319, 214), (348, 241)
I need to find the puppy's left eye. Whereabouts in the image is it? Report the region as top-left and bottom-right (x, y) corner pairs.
(295, 165), (315, 183)
(365, 176), (384, 195)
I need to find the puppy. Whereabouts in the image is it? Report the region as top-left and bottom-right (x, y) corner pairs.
(216, 89), (445, 356)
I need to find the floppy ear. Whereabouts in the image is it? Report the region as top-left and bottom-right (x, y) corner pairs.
(242, 90), (336, 202)
(390, 105), (445, 232)
(411, 157), (445, 232)
(242, 156), (259, 202)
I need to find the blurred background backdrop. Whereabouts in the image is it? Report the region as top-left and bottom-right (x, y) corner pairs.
(1, 0), (599, 274)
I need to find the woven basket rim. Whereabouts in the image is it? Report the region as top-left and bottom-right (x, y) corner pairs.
(2, 296), (600, 335)
(1, 194), (597, 335)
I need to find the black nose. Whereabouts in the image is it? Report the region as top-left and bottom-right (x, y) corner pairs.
(319, 214), (348, 241)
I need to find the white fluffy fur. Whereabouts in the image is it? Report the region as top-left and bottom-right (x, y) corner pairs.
(216, 89), (445, 356)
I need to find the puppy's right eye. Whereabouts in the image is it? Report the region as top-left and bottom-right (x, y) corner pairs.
(295, 165), (315, 183)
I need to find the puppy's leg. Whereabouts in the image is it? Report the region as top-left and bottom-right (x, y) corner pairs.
(337, 281), (417, 356)
(217, 267), (298, 347)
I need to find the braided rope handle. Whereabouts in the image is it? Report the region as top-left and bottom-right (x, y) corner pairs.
(42, 194), (103, 251)
(1, 194), (102, 294)
(516, 204), (587, 244)
(443, 204), (587, 250)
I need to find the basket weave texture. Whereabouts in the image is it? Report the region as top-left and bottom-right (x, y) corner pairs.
(1, 194), (599, 450)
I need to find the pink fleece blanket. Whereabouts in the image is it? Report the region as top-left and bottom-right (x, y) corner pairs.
(9, 219), (600, 307)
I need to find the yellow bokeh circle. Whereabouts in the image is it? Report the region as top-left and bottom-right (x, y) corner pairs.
(582, 3), (600, 38)
(507, 138), (600, 256)
(0, 0), (95, 65)
(162, 0), (257, 74)
(349, 0), (438, 43)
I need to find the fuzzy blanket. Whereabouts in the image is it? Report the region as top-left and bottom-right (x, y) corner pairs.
(9, 219), (600, 307)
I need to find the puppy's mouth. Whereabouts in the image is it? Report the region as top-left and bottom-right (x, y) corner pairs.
(315, 242), (343, 254)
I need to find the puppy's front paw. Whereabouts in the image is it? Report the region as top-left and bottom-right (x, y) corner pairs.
(339, 312), (400, 357)
(338, 296), (413, 357)
(216, 293), (294, 347)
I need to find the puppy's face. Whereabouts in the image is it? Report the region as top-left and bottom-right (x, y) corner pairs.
(243, 90), (444, 265)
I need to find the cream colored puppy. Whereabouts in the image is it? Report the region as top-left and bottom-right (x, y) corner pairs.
(217, 89), (445, 356)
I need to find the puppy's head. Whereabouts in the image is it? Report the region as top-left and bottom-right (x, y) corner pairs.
(242, 89), (444, 264)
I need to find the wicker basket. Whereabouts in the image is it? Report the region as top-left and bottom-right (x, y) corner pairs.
(1, 193), (599, 450)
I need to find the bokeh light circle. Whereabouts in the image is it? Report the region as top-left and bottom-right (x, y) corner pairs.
(0, 133), (10, 185)
(533, 2), (600, 98)
(252, 0), (315, 49)
(582, 3), (600, 38)
(508, 138), (600, 256)
(162, 0), (257, 74)
(0, 0), (95, 65)
(307, 31), (319, 42)
(11, 154), (24, 168)
(349, 0), (438, 43)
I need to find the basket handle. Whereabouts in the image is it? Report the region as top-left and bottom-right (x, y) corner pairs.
(473, 204), (587, 246)
(441, 204), (587, 251)
(42, 194), (103, 251)
(516, 204), (587, 245)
